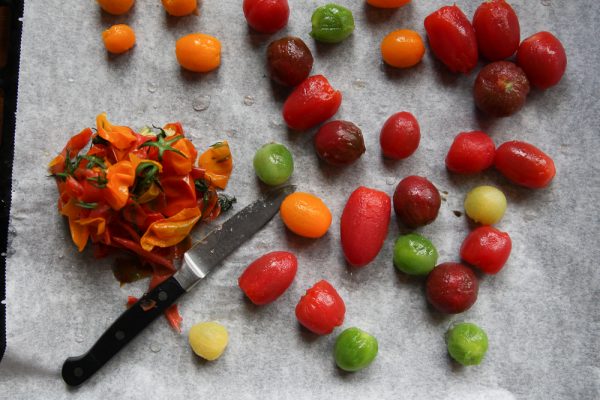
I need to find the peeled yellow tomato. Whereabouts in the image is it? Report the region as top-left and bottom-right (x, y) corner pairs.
(188, 321), (229, 361)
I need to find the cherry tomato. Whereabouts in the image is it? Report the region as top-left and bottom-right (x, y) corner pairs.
(517, 31), (567, 89)
(161, 0), (197, 16)
(379, 112), (420, 159)
(445, 131), (494, 175)
(238, 251), (298, 305)
(314, 121), (365, 166)
(381, 30), (425, 69)
(243, 0), (289, 34)
(393, 176), (440, 228)
(473, 61), (530, 117)
(102, 24), (136, 54)
(341, 187), (391, 267)
(295, 280), (345, 335)
(494, 141), (556, 188)
(282, 75), (342, 131)
(97, 0), (134, 15)
(280, 192), (332, 238)
(424, 5), (478, 74)
(175, 33), (221, 73)
(267, 37), (313, 87)
(367, 0), (410, 9)
(426, 263), (478, 314)
(461, 226), (511, 274)
(472, 0), (520, 61)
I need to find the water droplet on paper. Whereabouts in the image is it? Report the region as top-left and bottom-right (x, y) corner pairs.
(352, 79), (367, 89)
(225, 129), (237, 138)
(192, 95), (211, 111)
(147, 83), (157, 93)
(385, 177), (396, 185)
(243, 95), (255, 106)
(67, 78), (74, 83)
(269, 119), (283, 128)
(150, 343), (161, 353)
(541, 0), (551, 6)
(75, 335), (84, 343)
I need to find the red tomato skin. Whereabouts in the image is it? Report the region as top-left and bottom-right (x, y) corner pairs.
(238, 251), (298, 305)
(424, 5), (478, 74)
(472, 0), (520, 61)
(426, 262), (478, 314)
(243, 0), (290, 34)
(445, 131), (496, 174)
(379, 112), (420, 159)
(517, 31), (567, 89)
(295, 280), (345, 335)
(282, 75), (342, 131)
(340, 187), (391, 267)
(494, 141), (556, 188)
(461, 227), (511, 274)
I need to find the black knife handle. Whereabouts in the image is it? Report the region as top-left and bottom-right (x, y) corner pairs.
(62, 276), (186, 386)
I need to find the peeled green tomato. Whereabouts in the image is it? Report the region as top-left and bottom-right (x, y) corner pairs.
(446, 322), (488, 366)
(310, 3), (355, 43)
(334, 327), (378, 372)
(393, 233), (438, 275)
(253, 142), (294, 186)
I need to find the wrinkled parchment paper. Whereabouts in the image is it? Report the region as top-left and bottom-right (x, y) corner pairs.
(1, 1), (599, 399)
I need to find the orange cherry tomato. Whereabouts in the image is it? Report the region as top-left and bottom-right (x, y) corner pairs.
(280, 192), (332, 239)
(161, 0), (197, 17)
(97, 0), (134, 15)
(175, 33), (221, 73)
(367, 0), (410, 9)
(381, 29), (425, 68)
(102, 24), (136, 54)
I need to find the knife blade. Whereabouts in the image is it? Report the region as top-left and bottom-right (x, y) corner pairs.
(62, 185), (295, 386)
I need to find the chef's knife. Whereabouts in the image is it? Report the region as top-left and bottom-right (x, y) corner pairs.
(62, 185), (295, 386)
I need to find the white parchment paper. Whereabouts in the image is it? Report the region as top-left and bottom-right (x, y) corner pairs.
(1, 1), (599, 399)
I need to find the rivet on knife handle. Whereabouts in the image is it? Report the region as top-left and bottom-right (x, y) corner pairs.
(61, 277), (186, 386)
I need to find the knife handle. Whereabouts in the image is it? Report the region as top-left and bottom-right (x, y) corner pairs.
(62, 276), (186, 386)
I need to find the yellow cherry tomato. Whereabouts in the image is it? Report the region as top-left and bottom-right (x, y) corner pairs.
(102, 24), (136, 54)
(97, 0), (134, 15)
(464, 186), (507, 225)
(367, 0), (411, 9)
(162, 0), (197, 17)
(175, 33), (221, 73)
(188, 321), (229, 361)
(280, 192), (332, 239)
(381, 29), (425, 68)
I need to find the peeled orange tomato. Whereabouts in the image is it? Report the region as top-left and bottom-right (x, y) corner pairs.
(280, 192), (332, 239)
(176, 33), (221, 73)
(367, 0), (410, 9)
(97, 0), (134, 15)
(102, 24), (136, 54)
(162, 0), (197, 17)
(381, 29), (425, 68)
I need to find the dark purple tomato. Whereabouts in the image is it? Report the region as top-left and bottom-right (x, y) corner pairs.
(267, 37), (314, 86)
(314, 120), (365, 166)
(426, 262), (478, 314)
(393, 176), (441, 228)
(474, 61), (530, 117)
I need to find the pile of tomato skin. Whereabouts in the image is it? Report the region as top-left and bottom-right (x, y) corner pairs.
(50, 114), (234, 331)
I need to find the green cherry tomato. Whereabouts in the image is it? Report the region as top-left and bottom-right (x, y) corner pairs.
(310, 3), (355, 44)
(334, 327), (378, 372)
(253, 143), (294, 186)
(393, 233), (438, 276)
(446, 322), (488, 366)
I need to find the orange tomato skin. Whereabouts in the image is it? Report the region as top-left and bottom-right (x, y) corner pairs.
(367, 0), (410, 9)
(175, 33), (221, 73)
(280, 192), (332, 239)
(161, 0), (197, 17)
(102, 24), (136, 54)
(97, 0), (134, 15)
(381, 29), (425, 68)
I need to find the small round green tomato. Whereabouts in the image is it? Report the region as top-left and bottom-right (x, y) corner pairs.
(464, 185), (507, 225)
(253, 143), (294, 186)
(393, 233), (438, 276)
(334, 327), (378, 372)
(446, 322), (488, 366)
(310, 3), (355, 44)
